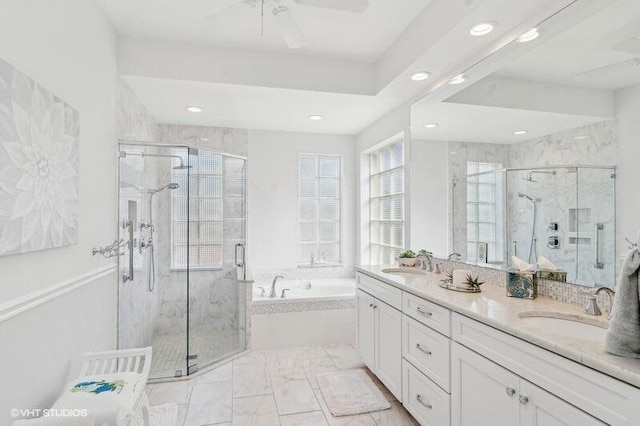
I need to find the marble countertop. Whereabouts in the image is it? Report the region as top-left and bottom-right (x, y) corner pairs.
(356, 265), (640, 389)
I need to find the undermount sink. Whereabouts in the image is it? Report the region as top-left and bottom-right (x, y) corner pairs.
(381, 268), (428, 275)
(518, 311), (608, 342)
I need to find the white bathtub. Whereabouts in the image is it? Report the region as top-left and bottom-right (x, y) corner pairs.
(250, 278), (356, 350)
(252, 278), (356, 302)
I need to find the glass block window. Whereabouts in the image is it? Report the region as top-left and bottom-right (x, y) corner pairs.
(298, 155), (341, 265)
(370, 138), (404, 264)
(171, 150), (225, 269)
(466, 162), (503, 264)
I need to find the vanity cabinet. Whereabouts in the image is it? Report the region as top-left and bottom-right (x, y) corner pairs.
(356, 269), (640, 426)
(451, 342), (604, 426)
(356, 287), (402, 400)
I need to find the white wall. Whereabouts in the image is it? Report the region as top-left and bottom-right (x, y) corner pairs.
(615, 83), (640, 258)
(0, 1), (118, 423)
(248, 130), (356, 271)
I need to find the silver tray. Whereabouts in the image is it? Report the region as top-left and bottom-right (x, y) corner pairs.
(438, 280), (482, 293)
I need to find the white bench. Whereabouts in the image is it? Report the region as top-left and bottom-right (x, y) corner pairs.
(14, 347), (152, 426)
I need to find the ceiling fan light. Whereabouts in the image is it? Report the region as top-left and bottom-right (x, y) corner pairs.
(273, 6), (306, 49)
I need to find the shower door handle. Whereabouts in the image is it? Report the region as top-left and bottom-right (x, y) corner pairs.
(235, 243), (245, 267)
(593, 223), (604, 269)
(123, 220), (134, 282)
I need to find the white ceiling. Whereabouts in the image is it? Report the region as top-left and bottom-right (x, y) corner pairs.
(97, 0), (430, 62)
(496, 0), (640, 90)
(124, 76), (402, 135)
(410, 101), (603, 143)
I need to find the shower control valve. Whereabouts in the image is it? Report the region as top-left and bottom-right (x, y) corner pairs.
(139, 237), (153, 253)
(547, 236), (560, 249)
(547, 222), (558, 232)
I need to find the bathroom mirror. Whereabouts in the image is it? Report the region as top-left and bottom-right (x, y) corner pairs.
(409, 0), (640, 288)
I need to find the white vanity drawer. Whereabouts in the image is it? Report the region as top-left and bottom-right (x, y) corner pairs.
(402, 314), (450, 392)
(356, 272), (402, 310)
(403, 292), (451, 337)
(403, 359), (450, 426)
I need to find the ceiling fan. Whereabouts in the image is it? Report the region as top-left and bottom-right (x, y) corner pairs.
(575, 36), (640, 82)
(204, 0), (370, 49)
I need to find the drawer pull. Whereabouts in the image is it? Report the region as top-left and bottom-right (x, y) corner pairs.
(505, 387), (516, 397)
(416, 307), (433, 317)
(416, 343), (432, 355)
(416, 394), (432, 409)
(519, 394), (529, 405)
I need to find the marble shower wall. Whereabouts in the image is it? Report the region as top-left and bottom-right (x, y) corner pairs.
(117, 78), (160, 350)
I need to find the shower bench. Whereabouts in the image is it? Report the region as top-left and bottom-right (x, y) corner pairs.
(13, 346), (152, 426)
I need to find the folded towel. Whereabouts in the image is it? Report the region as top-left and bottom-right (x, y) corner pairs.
(604, 248), (640, 358)
(511, 256), (534, 272)
(537, 256), (558, 271)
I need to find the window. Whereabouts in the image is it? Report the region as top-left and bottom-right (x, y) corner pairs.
(171, 151), (223, 269)
(369, 137), (404, 264)
(298, 154), (341, 265)
(466, 162), (504, 264)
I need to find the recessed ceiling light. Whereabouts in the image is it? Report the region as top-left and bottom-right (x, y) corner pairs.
(309, 115), (323, 121)
(574, 135), (589, 140)
(517, 28), (540, 43)
(424, 123), (439, 128)
(514, 130), (528, 135)
(470, 22), (495, 37)
(449, 74), (467, 85)
(411, 71), (431, 81)
(185, 106), (203, 113)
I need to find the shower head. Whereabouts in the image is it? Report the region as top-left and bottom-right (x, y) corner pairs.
(523, 170), (556, 182)
(151, 182), (180, 193)
(173, 164), (193, 170)
(514, 191), (536, 202)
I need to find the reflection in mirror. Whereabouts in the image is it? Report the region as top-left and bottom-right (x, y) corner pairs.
(409, 0), (640, 288)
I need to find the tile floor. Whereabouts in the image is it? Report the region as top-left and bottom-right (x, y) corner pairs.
(145, 344), (419, 426)
(151, 330), (242, 379)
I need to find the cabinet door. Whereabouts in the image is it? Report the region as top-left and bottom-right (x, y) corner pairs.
(451, 342), (520, 426)
(356, 289), (375, 369)
(375, 299), (403, 401)
(519, 380), (606, 426)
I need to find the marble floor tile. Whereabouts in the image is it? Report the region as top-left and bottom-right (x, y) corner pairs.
(367, 401), (418, 426)
(313, 389), (377, 426)
(304, 357), (340, 389)
(233, 394), (280, 426)
(146, 380), (193, 405)
(196, 362), (233, 384)
(324, 344), (365, 370)
(183, 380), (232, 425)
(233, 354), (272, 398)
(280, 410), (329, 426)
(176, 403), (188, 426)
(270, 373), (321, 415)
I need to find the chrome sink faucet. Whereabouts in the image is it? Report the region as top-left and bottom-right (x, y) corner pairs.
(447, 252), (461, 261)
(584, 286), (615, 319)
(270, 275), (284, 298)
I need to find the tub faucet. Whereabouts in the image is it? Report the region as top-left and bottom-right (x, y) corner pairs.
(595, 286), (615, 320)
(447, 252), (462, 261)
(270, 275), (284, 298)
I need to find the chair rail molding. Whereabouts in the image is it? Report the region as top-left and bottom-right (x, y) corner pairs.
(0, 264), (117, 323)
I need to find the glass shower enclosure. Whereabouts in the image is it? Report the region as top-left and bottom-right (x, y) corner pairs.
(118, 142), (247, 379)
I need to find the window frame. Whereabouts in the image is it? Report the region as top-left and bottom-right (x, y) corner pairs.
(297, 153), (343, 267)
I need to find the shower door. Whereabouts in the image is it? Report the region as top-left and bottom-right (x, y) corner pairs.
(183, 149), (248, 374)
(118, 143), (248, 379)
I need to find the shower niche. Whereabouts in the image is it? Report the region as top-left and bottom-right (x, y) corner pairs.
(118, 142), (248, 380)
(451, 165), (616, 288)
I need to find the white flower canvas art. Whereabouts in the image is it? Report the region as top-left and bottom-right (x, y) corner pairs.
(0, 58), (79, 255)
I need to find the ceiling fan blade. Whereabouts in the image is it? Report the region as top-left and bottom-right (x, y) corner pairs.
(575, 58), (640, 81)
(273, 6), (306, 49)
(293, 0), (369, 13)
(202, 0), (247, 20)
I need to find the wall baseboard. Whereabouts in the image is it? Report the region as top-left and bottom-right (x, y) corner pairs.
(0, 264), (117, 323)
